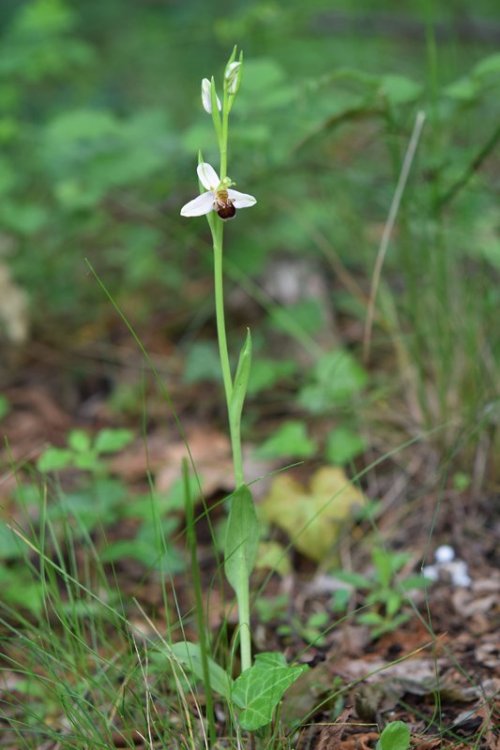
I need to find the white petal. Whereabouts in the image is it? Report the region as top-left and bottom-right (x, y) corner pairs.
(227, 189), (256, 209)
(201, 79), (212, 113)
(201, 78), (221, 114)
(197, 163), (220, 191)
(225, 61), (242, 94)
(180, 191), (215, 217)
(225, 61), (241, 77)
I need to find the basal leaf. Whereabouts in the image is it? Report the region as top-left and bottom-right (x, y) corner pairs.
(232, 652), (308, 730)
(378, 720), (411, 750)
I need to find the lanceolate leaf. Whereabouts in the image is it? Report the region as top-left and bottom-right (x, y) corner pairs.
(229, 328), (252, 433)
(232, 652), (309, 730)
(224, 484), (259, 593)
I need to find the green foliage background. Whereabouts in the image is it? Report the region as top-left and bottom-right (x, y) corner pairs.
(1, 0), (499, 444)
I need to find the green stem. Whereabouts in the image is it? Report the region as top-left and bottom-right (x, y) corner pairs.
(212, 221), (244, 488)
(237, 586), (252, 673)
(213, 221), (233, 406)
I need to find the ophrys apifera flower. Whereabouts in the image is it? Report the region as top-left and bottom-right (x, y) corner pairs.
(180, 163), (256, 220)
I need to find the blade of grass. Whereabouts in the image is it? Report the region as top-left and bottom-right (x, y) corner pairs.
(182, 458), (216, 746)
(363, 110), (426, 362)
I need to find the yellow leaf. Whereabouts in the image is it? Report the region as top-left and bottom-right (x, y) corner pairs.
(254, 541), (291, 577)
(260, 467), (365, 562)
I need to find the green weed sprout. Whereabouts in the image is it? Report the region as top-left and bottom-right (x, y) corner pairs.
(377, 720), (411, 750)
(335, 547), (429, 639)
(178, 47), (307, 732)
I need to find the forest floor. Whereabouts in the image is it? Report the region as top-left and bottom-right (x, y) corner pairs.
(0, 334), (499, 749)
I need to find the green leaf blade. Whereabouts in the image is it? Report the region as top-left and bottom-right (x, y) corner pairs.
(94, 428), (134, 454)
(224, 484), (259, 593)
(229, 328), (252, 430)
(232, 652), (308, 730)
(378, 720), (411, 750)
(170, 641), (233, 700)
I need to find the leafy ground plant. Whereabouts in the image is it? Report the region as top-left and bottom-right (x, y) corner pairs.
(334, 547), (430, 639)
(377, 721), (411, 750)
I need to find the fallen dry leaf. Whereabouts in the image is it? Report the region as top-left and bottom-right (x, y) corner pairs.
(339, 731), (379, 750)
(155, 428), (233, 496)
(109, 425), (273, 498)
(254, 540), (292, 576)
(261, 466), (366, 561)
(316, 708), (352, 749)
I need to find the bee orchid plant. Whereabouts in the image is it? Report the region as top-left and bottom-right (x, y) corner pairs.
(175, 49), (307, 738)
(180, 48), (258, 675)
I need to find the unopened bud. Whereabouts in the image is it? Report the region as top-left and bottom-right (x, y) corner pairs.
(201, 78), (221, 114)
(225, 61), (242, 95)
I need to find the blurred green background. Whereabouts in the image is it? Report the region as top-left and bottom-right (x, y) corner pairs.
(0, 0), (499, 463)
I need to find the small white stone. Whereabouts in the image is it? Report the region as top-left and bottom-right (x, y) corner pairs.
(448, 560), (472, 587)
(453, 573), (472, 587)
(422, 565), (439, 582)
(435, 544), (455, 564)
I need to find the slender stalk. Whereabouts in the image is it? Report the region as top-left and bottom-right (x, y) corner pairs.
(237, 586), (252, 673)
(213, 222), (233, 405)
(213, 221), (244, 489)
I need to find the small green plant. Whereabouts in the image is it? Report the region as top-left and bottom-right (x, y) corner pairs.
(36, 427), (185, 571)
(37, 427), (134, 475)
(335, 547), (429, 639)
(377, 720), (411, 750)
(176, 47), (307, 734)
(36, 428), (135, 535)
(277, 610), (330, 648)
